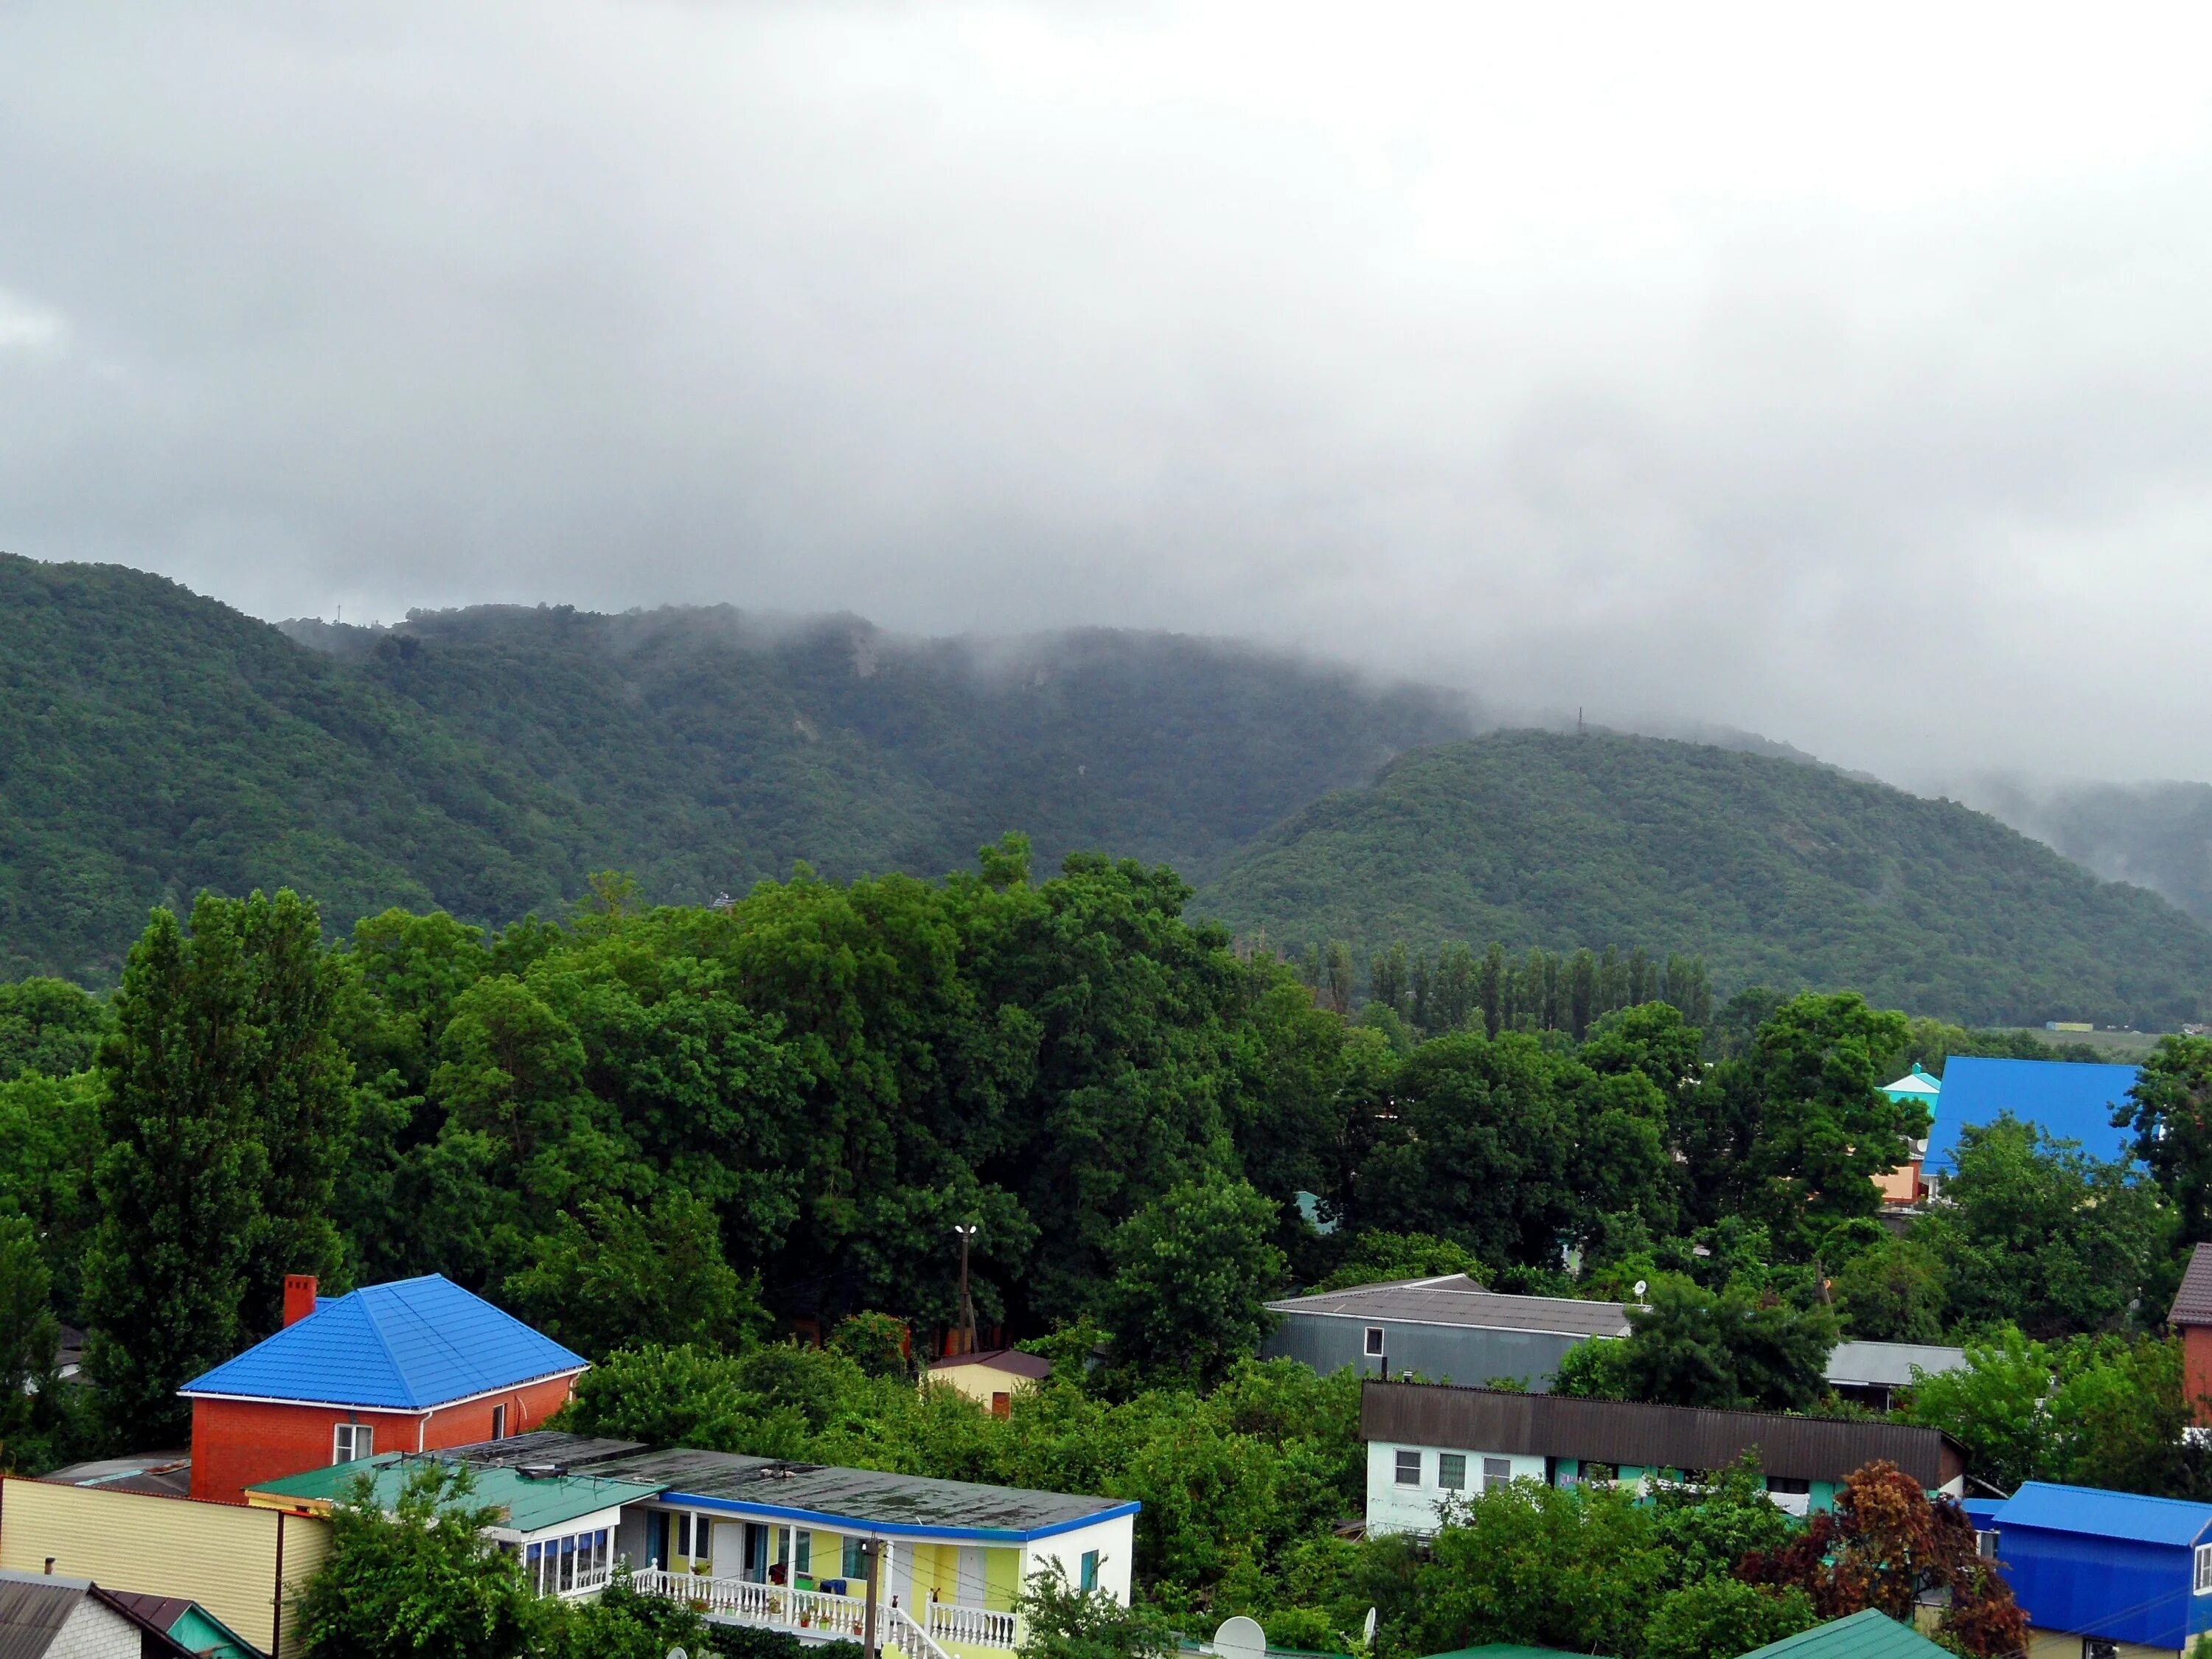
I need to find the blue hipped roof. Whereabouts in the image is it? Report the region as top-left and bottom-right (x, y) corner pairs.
(1994, 1482), (2212, 1548)
(179, 1276), (585, 1410)
(1923, 1057), (2140, 1177)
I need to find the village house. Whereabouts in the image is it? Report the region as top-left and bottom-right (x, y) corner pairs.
(1971, 1480), (2212, 1659)
(922, 1349), (1054, 1417)
(1360, 1378), (1966, 1536)
(179, 1273), (588, 1504)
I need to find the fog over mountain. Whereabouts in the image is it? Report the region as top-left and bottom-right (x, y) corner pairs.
(6, 5), (2212, 786)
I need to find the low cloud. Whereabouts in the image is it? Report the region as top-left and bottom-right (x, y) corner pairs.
(4, 3), (2212, 784)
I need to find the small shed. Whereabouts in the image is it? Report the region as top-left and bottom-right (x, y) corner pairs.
(1982, 1481), (2212, 1656)
(1823, 1341), (1967, 1413)
(925, 1349), (1054, 1416)
(0, 1567), (195, 1659)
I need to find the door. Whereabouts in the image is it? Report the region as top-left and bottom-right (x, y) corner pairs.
(712, 1520), (745, 1580)
(956, 1545), (987, 1607)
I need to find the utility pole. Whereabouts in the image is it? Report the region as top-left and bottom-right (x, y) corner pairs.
(952, 1224), (978, 1355)
(861, 1537), (881, 1659)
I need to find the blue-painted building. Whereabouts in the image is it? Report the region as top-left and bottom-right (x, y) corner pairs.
(1980, 1481), (2212, 1658)
(1923, 1057), (2141, 1183)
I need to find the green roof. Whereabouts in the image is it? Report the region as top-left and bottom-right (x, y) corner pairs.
(248, 1453), (662, 1535)
(1739, 1612), (1947, 1659)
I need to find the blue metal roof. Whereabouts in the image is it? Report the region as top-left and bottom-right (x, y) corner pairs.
(1923, 1057), (2140, 1177)
(1994, 1481), (2212, 1548)
(179, 1276), (585, 1410)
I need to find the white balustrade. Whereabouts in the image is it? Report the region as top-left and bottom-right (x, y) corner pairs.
(628, 1568), (1015, 1653)
(928, 1601), (1019, 1649)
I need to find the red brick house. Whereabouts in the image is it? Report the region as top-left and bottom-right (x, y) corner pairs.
(2173, 1244), (2212, 1427)
(180, 1274), (588, 1504)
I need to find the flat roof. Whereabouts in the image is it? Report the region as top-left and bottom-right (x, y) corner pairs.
(1268, 1278), (1630, 1340)
(582, 1447), (1137, 1540)
(246, 1453), (660, 1535)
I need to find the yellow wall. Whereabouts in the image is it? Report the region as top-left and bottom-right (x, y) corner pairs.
(925, 1365), (1036, 1409)
(1, 1476), (330, 1655)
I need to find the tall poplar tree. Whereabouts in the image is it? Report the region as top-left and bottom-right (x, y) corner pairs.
(83, 891), (352, 1444)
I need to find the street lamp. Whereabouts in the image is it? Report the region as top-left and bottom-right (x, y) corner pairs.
(951, 1224), (978, 1355)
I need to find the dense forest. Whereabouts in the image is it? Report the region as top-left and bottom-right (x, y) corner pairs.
(1197, 731), (2212, 1028)
(1964, 773), (2212, 928)
(10, 852), (2212, 1659)
(9, 554), (2211, 1032)
(0, 553), (1470, 981)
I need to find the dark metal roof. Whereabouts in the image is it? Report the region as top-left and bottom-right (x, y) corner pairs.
(101, 1590), (192, 1632)
(1270, 1279), (1631, 1340)
(933, 1349), (1053, 1382)
(0, 1571), (195, 1659)
(2171, 1242), (2212, 1328)
(435, 1430), (648, 1469)
(0, 1576), (74, 1659)
(583, 1447), (1132, 1535)
(1360, 1380), (1966, 1489)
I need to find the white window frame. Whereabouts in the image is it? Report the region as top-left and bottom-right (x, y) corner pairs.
(1394, 1449), (1422, 1486)
(2195, 1543), (2212, 1594)
(333, 1422), (372, 1464)
(1365, 1326), (1385, 1357)
(1482, 1456), (1512, 1494)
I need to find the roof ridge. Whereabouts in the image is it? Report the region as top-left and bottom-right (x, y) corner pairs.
(346, 1284), (425, 1408)
(361, 1279), (489, 1408)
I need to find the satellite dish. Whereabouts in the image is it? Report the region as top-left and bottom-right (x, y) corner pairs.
(1363, 1607), (1379, 1647)
(1214, 1615), (1267, 1659)
(668, 1649), (689, 1659)
(1632, 1280), (1649, 1300)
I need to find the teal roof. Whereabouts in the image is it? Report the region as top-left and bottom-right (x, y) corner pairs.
(249, 1453), (660, 1535)
(1739, 1611), (1947, 1659)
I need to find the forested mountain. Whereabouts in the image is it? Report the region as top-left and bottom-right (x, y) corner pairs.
(1964, 775), (2212, 928)
(0, 554), (1474, 979)
(1192, 731), (2212, 1027)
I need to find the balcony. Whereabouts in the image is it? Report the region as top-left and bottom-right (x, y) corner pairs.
(630, 1570), (1018, 1657)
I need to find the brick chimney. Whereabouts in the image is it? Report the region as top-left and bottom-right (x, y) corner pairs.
(283, 1274), (319, 1327)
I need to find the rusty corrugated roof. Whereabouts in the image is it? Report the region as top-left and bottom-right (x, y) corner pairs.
(1360, 1380), (1966, 1488)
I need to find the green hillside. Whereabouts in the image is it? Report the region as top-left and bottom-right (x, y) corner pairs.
(1969, 776), (2212, 928)
(0, 554), (1474, 979)
(1192, 730), (2212, 1027)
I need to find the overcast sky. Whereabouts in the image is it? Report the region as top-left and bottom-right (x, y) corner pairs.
(4, 4), (2211, 785)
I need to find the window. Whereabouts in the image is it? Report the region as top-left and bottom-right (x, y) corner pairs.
(676, 1514), (693, 1560)
(1766, 1477), (1811, 1496)
(1394, 1449), (1422, 1486)
(844, 1536), (867, 1581)
(2084, 1641), (2118, 1659)
(1365, 1327), (1385, 1357)
(333, 1422), (372, 1464)
(1978, 1531), (1998, 1560)
(992, 1391), (1012, 1419)
(1483, 1457), (1511, 1494)
(2196, 1543), (2212, 1594)
(526, 1528), (611, 1596)
(1438, 1453), (1466, 1491)
(796, 1531), (812, 1576)
(1581, 1462), (1617, 1486)
(491, 1403), (507, 1439)
(1080, 1551), (1100, 1592)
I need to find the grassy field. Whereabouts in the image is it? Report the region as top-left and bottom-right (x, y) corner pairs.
(1989, 1026), (2169, 1060)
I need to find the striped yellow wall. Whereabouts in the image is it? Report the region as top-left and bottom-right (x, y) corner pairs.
(0, 1477), (330, 1655)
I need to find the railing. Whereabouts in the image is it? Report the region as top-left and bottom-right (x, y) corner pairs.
(562, 1563), (613, 1599)
(629, 1571), (995, 1656)
(928, 1601), (1018, 1649)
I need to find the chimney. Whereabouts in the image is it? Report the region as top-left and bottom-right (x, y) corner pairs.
(284, 1274), (319, 1327)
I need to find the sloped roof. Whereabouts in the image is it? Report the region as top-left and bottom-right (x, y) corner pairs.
(1881, 1065), (1942, 1099)
(1738, 1610), (1947, 1659)
(248, 1452), (661, 1534)
(931, 1349), (1052, 1381)
(1361, 1380), (1966, 1489)
(1994, 1481), (2212, 1547)
(2170, 1242), (2212, 1327)
(179, 1275), (585, 1410)
(0, 1571), (193, 1659)
(1268, 1278), (1630, 1340)
(1923, 1057), (2140, 1177)
(1823, 1341), (1968, 1389)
